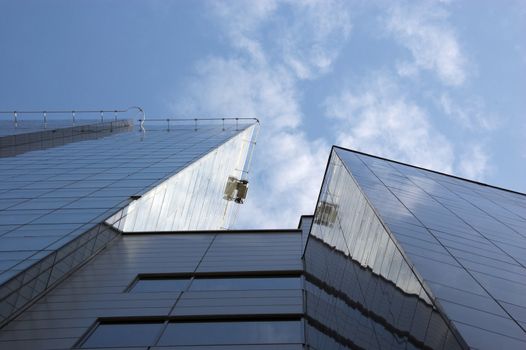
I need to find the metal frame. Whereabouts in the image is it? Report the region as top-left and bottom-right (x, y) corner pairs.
(137, 117), (259, 132)
(0, 106), (145, 129)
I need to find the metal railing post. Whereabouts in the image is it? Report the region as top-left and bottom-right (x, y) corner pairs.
(130, 106), (145, 132)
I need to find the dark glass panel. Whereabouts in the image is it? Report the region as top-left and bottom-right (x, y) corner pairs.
(81, 322), (163, 348)
(189, 276), (301, 291)
(158, 320), (303, 346)
(130, 278), (190, 293)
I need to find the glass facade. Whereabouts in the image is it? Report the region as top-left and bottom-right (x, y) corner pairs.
(0, 118), (102, 137)
(106, 125), (255, 232)
(1, 116), (524, 349)
(0, 229), (304, 349)
(0, 120), (257, 327)
(305, 147), (526, 350)
(80, 319), (303, 348)
(305, 150), (464, 349)
(80, 322), (164, 348)
(0, 119), (133, 158)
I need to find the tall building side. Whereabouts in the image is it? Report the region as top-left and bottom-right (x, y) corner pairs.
(304, 149), (465, 349)
(0, 229), (304, 349)
(0, 120), (257, 328)
(304, 146), (526, 350)
(2, 116), (525, 350)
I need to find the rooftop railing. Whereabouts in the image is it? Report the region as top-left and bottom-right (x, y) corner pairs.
(0, 108), (261, 134)
(0, 106), (145, 130)
(138, 117), (259, 132)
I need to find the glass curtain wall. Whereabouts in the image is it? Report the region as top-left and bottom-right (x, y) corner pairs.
(107, 125), (256, 232)
(303, 149), (466, 350)
(332, 147), (526, 350)
(0, 120), (256, 327)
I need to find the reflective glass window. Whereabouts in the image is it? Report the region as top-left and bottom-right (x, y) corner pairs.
(189, 276), (302, 291)
(129, 275), (301, 292)
(80, 322), (163, 348)
(129, 278), (190, 292)
(157, 319), (303, 346)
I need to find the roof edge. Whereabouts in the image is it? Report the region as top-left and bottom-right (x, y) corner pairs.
(333, 145), (526, 197)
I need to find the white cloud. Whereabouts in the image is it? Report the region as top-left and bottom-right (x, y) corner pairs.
(210, 0), (278, 63)
(177, 58), (301, 130)
(438, 92), (499, 131)
(384, 1), (467, 86)
(324, 73), (495, 182)
(211, 0), (352, 79)
(325, 74), (455, 173)
(243, 130), (329, 227)
(171, 0), (493, 226)
(169, 1), (354, 228)
(277, 0), (352, 79)
(457, 144), (489, 180)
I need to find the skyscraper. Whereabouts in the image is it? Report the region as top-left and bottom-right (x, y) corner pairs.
(0, 112), (258, 332)
(0, 113), (524, 349)
(304, 147), (526, 350)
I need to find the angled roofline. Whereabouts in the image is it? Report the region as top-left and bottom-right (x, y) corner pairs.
(333, 145), (526, 197)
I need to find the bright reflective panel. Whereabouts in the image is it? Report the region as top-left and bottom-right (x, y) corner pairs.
(329, 147), (526, 350)
(108, 125), (256, 232)
(304, 149), (466, 349)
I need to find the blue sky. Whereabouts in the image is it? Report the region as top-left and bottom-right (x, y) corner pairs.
(1, 0), (525, 228)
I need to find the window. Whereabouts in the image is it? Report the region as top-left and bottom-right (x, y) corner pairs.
(189, 276), (301, 291)
(128, 277), (190, 293)
(127, 274), (301, 293)
(80, 322), (163, 348)
(79, 319), (303, 348)
(158, 319), (303, 346)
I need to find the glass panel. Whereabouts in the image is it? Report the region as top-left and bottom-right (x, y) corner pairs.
(81, 322), (163, 348)
(158, 320), (303, 346)
(332, 148), (526, 348)
(189, 276), (302, 291)
(129, 276), (302, 292)
(130, 278), (190, 293)
(0, 121), (258, 323)
(305, 149), (466, 350)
